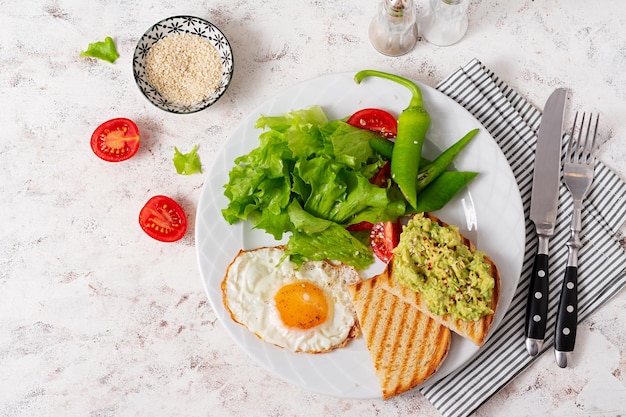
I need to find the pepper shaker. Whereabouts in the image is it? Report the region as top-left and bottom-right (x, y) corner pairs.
(369, 0), (419, 56)
(420, 0), (470, 46)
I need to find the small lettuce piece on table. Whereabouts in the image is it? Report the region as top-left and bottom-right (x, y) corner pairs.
(173, 145), (202, 175)
(80, 36), (120, 63)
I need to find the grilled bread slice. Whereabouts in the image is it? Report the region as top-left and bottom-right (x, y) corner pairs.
(378, 213), (501, 346)
(348, 275), (451, 399)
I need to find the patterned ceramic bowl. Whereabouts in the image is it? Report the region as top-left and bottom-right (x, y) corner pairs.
(133, 15), (234, 114)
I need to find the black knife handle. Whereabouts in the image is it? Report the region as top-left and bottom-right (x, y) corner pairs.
(525, 254), (550, 341)
(555, 266), (578, 352)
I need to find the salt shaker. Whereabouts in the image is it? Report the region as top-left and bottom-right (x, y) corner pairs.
(420, 0), (470, 46)
(369, 0), (419, 56)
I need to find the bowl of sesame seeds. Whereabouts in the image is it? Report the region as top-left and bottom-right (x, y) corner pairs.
(133, 15), (234, 114)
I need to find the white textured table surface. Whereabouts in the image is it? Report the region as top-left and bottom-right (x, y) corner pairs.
(2, 1), (626, 416)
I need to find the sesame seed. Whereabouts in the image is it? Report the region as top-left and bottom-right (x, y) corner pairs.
(145, 32), (222, 105)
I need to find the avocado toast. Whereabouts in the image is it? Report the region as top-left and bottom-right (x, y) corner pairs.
(378, 212), (501, 346)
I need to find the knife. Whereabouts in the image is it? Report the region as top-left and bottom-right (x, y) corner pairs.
(525, 88), (567, 357)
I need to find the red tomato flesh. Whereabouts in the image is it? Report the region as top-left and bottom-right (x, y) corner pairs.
(139, 195), (187, 242)
(346, 221), (374, 232)
(346, 108), (398, 139)
(370, 221), (401, 264)
(369, 160), (391, 188)
(345, 109), (401, 261)
(91, 118), (140, 162)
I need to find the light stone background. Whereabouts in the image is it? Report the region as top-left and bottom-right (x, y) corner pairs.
(2, 0), (626, 416)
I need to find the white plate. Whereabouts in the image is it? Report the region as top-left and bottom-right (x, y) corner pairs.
(195, 72), (525, 399)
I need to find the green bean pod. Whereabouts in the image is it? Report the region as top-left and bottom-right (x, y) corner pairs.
(370, 128), (477, 190)
(409, 171), (478, 214)
(355, 70), (430, 209)
(368, 136), (395, 159)
(416, 128), (478, 193)
(369, 136), (431, 166)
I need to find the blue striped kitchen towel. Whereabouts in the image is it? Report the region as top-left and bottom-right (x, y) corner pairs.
(420, 58), (626, 417)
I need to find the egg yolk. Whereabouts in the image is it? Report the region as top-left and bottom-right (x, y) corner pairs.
(274, 281), (329, 330)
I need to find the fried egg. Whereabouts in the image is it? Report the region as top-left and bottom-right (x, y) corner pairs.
(222, 246), (361, 353)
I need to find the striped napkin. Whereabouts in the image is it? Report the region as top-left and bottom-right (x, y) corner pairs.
(419, 58), (626, 417)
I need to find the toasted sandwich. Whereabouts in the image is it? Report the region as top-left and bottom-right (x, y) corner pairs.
(348, 275), (451, 399)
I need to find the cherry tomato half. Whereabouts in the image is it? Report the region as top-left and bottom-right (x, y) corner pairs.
(346, 221), (374, 232)
(370, 220), (401, 264)
(90, 118), (140, 162)
(139, 195), (187, 242)
(369, 160), (391, 188)
(346, 108), (398, 139)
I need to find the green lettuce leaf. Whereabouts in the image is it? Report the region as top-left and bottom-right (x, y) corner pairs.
(222, 134), (292, 228)
(173, 145), (202, 175)
(326, 121), (376, 169)
(285, 201), (373, 269)
(80, 36), (119, 63)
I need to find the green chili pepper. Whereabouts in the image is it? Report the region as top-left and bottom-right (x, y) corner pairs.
(369, 136), (432, 166)
(416, 128), (478, 193)
(369, 136), (395, 159)
(409, 171), (478, 213)
(355, 70), (430, 209)
(369, 128), (476, 188)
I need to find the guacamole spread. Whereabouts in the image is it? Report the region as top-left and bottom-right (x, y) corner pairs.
(392, 213), (495, 321)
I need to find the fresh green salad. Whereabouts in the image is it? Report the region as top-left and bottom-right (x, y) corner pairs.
(222, 106), (406, 269)
(222, 72), (479, 270)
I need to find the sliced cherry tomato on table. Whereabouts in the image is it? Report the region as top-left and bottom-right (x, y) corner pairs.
(139, 195), (187, 242)
(370, 220), (401, 264)
(346, 108), (398, 139)
(90, 118), (140, 162)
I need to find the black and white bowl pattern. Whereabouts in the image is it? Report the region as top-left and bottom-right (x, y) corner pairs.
(133, 15), (234, 114)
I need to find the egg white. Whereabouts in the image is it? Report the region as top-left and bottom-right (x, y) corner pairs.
(222, 247), (361, 353)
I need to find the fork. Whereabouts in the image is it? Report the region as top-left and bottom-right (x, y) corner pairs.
(554, 112), (600, 368)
